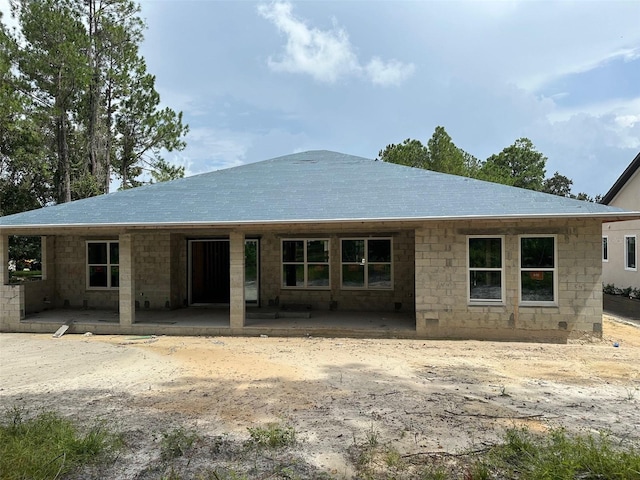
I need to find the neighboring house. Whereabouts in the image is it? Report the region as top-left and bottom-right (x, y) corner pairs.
(601, 152), (640, 290)
(1, 151), (639, 342)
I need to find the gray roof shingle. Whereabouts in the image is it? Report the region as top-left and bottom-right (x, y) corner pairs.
(1, 150), (636, 228)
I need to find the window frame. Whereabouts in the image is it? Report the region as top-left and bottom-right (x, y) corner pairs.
(519, 235), (557, 306)
(467, 235), (505, 305)
(86, 240), (119, 290)
(625, 235), (637, 271)
(281, 238), (330, 289)
(602, 236), (608, 262)
(340, 237), (393, 290)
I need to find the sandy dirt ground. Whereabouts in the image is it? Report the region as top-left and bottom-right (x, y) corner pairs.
(1, 315), (639, 478)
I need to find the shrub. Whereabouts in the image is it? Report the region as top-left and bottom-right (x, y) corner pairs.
(246, 423), (296, 449)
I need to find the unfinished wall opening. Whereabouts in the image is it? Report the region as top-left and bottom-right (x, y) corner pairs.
(8, 236), (42, 283)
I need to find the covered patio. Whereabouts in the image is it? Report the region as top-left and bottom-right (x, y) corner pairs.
(20, 307), (417, 339)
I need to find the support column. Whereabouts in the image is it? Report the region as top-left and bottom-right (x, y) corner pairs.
(229, 231), (245, 329)
(0, 234), (8, 285)
(414, 226), (436, 337)
(1, 234), (25, 326)
(41, 236), (56, 281)
(119, 233), (135, 327)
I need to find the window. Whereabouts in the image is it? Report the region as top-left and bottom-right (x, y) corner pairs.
(625, 235), (637, 271)
(341, 238), (392, 289)
(520, 236), (556, 304)
(87, 241), (119, 288)
(282, 239), (330, 288)
(602, 236), (608, 262)
(468, 236), (503, 303)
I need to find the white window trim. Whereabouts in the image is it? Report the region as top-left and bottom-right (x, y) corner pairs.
(602, 236), (608, 262)
(340, 237), (393, 290)
(281, 238), (331, 289)
(467, 235), (505, 305)
(624, 235), (637, 271)
(519, 234), (558, 307)
(86, 240), (119, 290)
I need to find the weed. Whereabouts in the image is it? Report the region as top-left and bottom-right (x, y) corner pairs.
(246, 422), (296, 448)
(201, 469), (249, 480)
(486, 427), (640, 479)
(464, 461), (491, 479)
(365, 423), (379, 447)
(161, 466), (183, 480)
(160, 427), (200, 461)
(418, 465), (449, 479)
(625, 386), (638, 401)
(0, 406), (120, 480)
(384, 446), (404, 468)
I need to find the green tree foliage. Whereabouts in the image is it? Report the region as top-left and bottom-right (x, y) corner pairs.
(543, 171), (573, 197)
(482, 138), (547, 190)
(378, 126), (480, 178)
(0, 12), (52, 215)
(378, 138), (429, 169)
(380, 128), (592, 199)
(1, 0), (188, 214)
(427, 126), (479, 177)
(15, 0), (90, 204)
(114, 59), (188, 189)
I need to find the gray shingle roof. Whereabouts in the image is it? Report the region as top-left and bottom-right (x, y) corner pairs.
(1, 150), (636, 228)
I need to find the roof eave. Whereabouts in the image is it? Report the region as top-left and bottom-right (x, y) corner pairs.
(601, 151), (640, 205)
(2, 211), (639, 232)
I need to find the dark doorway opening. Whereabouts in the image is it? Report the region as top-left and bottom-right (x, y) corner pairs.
(190, 240), (230, 304)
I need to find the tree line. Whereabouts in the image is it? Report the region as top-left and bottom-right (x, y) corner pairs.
(0, 0), (188, 217)
(378, 126), (598, 201)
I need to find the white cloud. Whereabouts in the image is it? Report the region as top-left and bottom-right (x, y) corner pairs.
(257, 1), (414, 86)
(548, 96), (640, 125)
(525, 47), (640, 92)
(182, 127), (251, 175)
(365, 57), (416, 87)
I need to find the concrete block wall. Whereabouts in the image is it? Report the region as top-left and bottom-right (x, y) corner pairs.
(259, 228), (415, 312)
(53, 233), (172, 310)
(55, 235), (119, 309)
(0, 235), (24, 330)
(170, 234), (188, 308)
(134, 232), (171, 309)
(415, 218), (604, 341)
(0, 284), (24, 330)
(24, 280), (54, 314)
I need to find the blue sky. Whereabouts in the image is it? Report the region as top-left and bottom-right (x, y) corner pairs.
(4, 0), (640, 196)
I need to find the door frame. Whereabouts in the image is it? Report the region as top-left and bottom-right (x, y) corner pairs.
(187, 238), (260, 306)
(188, 239), (230, 305)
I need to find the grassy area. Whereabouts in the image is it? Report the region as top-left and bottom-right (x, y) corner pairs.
(0, 407), (121, 480)
(482, 427), (640, 480)
(8, 270), (42, 283)
(2, 406), (639, 479)
(348, 426), (640, 480)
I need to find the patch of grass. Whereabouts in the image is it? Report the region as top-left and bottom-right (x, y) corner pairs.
(0, 406), (120, 480)
(464, 460), (491, 480)
(200, 469), (249, 480)
(246, 423), (296, 449)
(485, 427), (640, 479)
(419, 466), (449, 480)
(349, 427), (410, 480)
(160, 427), (200, 461)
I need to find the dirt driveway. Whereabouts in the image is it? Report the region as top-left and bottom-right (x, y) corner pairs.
(1, 315), (638, 478)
